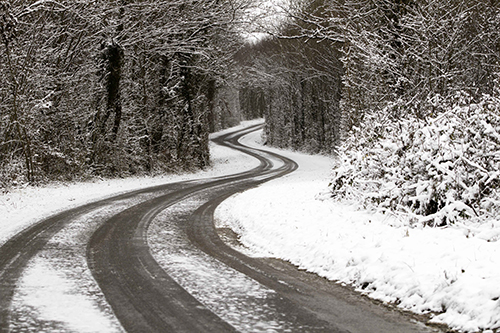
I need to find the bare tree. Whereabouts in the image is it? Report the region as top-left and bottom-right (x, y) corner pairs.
(0, 0), (249, 186)
(235, 0), (343, 154)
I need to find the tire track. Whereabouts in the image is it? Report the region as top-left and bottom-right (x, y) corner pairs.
(85, 125), (338, 332)
(0, 125), (264, 332)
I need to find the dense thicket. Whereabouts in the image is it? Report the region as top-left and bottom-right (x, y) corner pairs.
(0, 0), (246, 187)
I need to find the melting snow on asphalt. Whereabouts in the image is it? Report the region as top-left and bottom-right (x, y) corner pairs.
(0, 120), (261, 249)
(11, 257), (121, 333)
(149, 199), (305, 332)
(0, 120), (261, 332)
(9, 203), (147, 333)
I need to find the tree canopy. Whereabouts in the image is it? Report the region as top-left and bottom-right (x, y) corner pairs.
(0, 0), (249, 186)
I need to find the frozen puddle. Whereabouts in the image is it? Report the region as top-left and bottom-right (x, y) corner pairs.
(149, 198), (300, 332)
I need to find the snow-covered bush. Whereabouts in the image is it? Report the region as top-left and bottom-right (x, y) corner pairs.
(332, 93), (500, 226)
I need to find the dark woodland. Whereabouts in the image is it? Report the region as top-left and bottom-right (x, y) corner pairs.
(1, 0), (499, 198)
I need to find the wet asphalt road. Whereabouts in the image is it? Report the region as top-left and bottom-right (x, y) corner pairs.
(0, 124), (443, 332)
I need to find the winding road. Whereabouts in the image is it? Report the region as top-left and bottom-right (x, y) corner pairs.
(0, 124), (441, 332)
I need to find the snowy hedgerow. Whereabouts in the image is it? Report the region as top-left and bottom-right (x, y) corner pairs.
(332, 93), (500, 227)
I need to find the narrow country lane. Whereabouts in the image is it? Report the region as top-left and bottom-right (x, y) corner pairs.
(0, 124), (441, 332)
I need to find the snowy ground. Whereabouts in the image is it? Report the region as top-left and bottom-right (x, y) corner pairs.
(1, 120), (499, 333)
(0, 120), (261, 333)
(0, 120), (261, 249)
(216, 130), (500, 333)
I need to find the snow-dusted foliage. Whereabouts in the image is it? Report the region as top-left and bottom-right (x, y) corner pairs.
(332, 94), (500, 228)
(0, 1), (245, 188)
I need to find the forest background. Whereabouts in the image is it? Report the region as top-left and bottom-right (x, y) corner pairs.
(1, 0), (500, 226)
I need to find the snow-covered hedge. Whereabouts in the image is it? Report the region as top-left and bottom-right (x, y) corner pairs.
(332, 94), (500, 228)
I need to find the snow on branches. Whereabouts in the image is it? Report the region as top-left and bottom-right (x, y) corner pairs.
(332, 93), (500, 230)
(0, 1), (16, 46)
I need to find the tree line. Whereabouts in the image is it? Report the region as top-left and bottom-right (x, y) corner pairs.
(3, 0), (499, 192)
(0, 0), (247, 187)
(236, 0), (343, 154)
(237, 0), (499, 152)
(234, 0), (499, 222)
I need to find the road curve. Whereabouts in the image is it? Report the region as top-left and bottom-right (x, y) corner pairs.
(0, 124), (441, 332)
(86, 125), (439, 333)
(86, 125), (338, 332)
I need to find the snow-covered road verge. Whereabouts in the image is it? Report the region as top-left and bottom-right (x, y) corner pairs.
(0, 120), (263, 333)
(0, 120), (262, 248)
(216, 130), (500, 333)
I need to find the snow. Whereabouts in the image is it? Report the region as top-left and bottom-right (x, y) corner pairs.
(0, 119), (262, 248)
(12, 257), (121, 333)
(331, 95), (500, 229)
(149, 199), (302, 332)
(9, 203), (150, 333)
(1, 119), (499, 332)
(0, 120), (262, 333)
(215, 129), (500, 333)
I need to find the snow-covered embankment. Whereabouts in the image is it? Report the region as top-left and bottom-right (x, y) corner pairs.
(215, 129), (500, 333)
